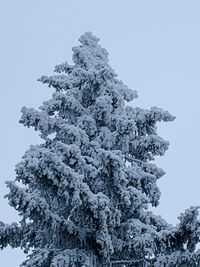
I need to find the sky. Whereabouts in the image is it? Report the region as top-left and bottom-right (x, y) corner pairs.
(0, 1), (200, 266)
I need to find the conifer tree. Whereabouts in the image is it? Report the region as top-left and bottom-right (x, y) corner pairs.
(0, 32), (200, 266)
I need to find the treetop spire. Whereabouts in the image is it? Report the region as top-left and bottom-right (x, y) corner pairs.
(79, 32), (100, 46)
(72, 31), (109, 70)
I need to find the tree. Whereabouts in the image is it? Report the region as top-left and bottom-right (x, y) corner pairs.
(0, 32), (200, 267)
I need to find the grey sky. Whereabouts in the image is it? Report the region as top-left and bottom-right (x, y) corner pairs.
(0, 1), (200, 265)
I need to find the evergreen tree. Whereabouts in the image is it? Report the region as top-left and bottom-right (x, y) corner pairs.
(0, 32), (200, 266)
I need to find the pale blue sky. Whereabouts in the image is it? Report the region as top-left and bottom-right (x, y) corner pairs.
(0, 1), (200, 265)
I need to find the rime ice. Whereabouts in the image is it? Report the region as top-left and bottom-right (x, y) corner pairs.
(0, 32), (200, 267)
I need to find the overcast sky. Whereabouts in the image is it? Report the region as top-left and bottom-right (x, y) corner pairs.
(0, 1), (200, 265)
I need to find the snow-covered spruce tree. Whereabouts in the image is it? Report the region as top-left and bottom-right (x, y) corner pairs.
(1, 32), (200, 267)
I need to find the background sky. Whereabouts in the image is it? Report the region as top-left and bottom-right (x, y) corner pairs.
(0, 1), (200, 265)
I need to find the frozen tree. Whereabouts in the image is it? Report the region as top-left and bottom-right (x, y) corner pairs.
(0, 32), (200, 266)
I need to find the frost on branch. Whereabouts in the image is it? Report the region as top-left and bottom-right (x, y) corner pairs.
(0, 32), (199, 267)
